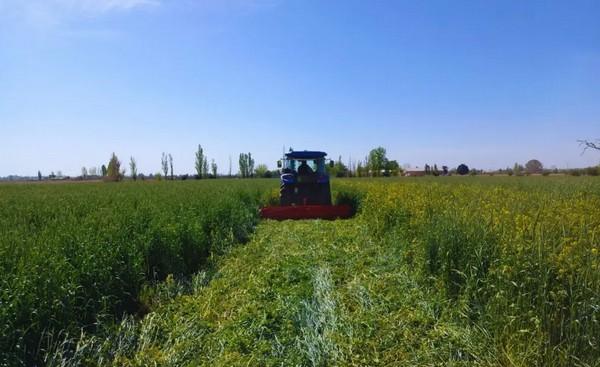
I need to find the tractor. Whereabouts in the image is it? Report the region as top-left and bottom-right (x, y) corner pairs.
(260, 150), (352, 220)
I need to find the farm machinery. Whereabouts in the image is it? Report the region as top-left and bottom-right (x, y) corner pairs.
(260, 150), (353, 220)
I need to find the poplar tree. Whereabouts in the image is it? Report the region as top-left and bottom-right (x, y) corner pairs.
(195, 145), (206, 179)
(211, 159), (217, 178)
(161, 153), (169, 177)
(129, 157), (138, 181)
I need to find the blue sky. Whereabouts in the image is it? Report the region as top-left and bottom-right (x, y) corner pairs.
(1, 0), (599, 176)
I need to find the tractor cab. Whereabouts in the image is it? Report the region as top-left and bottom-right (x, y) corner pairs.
(277, 151), (333, 206)
(279, 151), (331, 182)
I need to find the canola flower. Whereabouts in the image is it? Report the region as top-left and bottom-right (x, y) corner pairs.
(339, 177), (600, 365)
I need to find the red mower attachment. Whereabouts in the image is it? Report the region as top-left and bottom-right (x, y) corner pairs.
(260, 204), (353, 220)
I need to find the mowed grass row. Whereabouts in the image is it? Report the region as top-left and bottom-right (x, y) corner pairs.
(0, 179), (276, 366)
(48, 219), (491, 366)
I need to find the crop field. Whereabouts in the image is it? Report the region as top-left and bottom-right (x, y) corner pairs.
(0, 180), (274, 366)
(1, 177), (599, 366)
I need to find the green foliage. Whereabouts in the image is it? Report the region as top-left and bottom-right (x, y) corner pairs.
(238, 153), (255, 178)
(105, 152), (122, 182)
(0, 180), (272, 365)
(368, 147), (387, 177)
(359, 176), (600, 365)
(129, 157), (137, 181)
(194, 146), (211, 179)
(63, 193), (499, 366)
(584, 165), (600, 176)
(385, 159), (400, 176)
(513, 162), (525, 176)
(161, 153), (169, 178)
(211, 159), (218, 178)
(203, 158), (209, 178)
(4, 177), (600, 366)
(254, 164), (269, 178)
(327, 156), (349, 178)
(195, 145), (207, 179)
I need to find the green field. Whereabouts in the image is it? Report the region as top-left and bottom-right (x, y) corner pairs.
(1, 177), (599, 366)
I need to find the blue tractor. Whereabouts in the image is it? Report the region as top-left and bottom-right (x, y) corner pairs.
(278, 150), (332, 206)
(260, 150), (352, 220)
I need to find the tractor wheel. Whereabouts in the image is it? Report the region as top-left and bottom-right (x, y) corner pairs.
(280, 185), (294, 206)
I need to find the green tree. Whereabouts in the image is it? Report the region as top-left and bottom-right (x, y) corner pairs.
(195, 145), (205, 179)
(386, 160), (401, 176)
(334, 156), (349, 177)
(238, 154), (246, 178)
(356, 161), (364, 177)
(129, 157), (138, 181)
(38, 171), (42, 181)
(202, 158), (209, 178)
(525, 159), (543, 174)
(248, 153), (255, 177)
(584, 165), (600, 176)
(168, 154), (174, 180)
(105, 153), (122, 182)
(368, 147), (387, 177)
(161, 153), (169, 178)
(101, 165), (107, 177)
(238, 153), (255, 178)
(211, 159), (218, 178)
(513, 162), (524, 176)
(255, 164), (269, 178)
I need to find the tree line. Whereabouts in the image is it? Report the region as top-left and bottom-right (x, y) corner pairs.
(33, 140), (600, 182)
(76, 145), (263, 182)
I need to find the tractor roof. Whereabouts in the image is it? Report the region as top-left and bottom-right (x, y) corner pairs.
(285, 151), (327, 160)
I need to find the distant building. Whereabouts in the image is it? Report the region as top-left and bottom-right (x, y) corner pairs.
(404, 168), (426, 177)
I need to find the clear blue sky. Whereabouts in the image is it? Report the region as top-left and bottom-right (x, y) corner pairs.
(1, 0), (599, 176)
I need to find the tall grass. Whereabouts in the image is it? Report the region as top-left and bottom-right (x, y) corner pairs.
(0, 180), (274, 366)
(353, 177), (600, 365)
